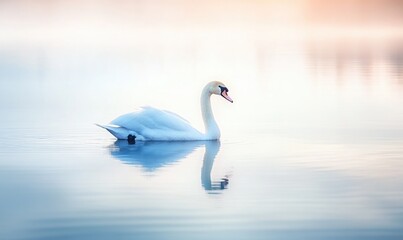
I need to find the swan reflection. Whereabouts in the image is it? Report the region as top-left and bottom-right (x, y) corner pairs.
(109, 140), (228, 192)
(110, 140), (202, 171)
(201, 141), (229, 192)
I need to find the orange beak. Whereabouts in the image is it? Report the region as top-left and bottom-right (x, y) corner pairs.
(221, 90), (233, 103)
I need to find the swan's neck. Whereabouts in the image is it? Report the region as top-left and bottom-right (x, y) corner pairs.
(201, 86), (220, 140)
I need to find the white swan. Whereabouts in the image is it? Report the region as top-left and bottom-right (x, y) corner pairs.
(97, 81), (233, 141)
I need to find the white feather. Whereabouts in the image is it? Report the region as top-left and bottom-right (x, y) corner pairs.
(97, 81), (232, 141)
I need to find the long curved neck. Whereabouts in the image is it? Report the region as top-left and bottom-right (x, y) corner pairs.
(201, 86), (220, 140)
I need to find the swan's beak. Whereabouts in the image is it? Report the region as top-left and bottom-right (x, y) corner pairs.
(221, 91), (233, 103)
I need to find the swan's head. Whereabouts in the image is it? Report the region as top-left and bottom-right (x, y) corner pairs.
(208, 81), (233, 103)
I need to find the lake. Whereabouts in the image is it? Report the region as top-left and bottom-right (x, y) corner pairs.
(1, 35), (403, 240)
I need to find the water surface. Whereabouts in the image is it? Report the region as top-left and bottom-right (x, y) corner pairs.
(1, 37), (403, 240)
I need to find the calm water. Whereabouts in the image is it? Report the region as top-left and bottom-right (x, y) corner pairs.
(1, 37), (403, 240)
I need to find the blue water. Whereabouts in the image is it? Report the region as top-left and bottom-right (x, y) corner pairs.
(1, 38), (403, 240)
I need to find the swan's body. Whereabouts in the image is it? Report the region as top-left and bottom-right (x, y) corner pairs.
(98, 107), (205, 141)
(98, 81), (233, 141)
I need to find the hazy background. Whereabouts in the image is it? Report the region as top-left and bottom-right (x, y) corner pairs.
(1, 0), (402, 134)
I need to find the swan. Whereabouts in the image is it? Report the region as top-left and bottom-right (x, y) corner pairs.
(97, 81), (233, 141)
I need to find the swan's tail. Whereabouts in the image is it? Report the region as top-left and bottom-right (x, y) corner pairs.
(96, 124), (135, 140)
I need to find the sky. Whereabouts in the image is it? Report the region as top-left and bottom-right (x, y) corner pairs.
(1, 0), (402, 48)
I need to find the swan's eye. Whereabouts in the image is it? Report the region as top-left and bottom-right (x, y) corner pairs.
(219, 86), (228, 93)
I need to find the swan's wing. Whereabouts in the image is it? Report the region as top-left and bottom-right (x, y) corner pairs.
(109, 107), (203, 140)
(110, 107), (193, 131)
(162, 109), (192, 123)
